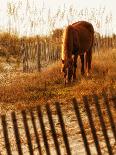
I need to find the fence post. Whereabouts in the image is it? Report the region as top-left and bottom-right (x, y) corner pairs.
(37, 39), (41, 72)
(22, 41), (26, 72)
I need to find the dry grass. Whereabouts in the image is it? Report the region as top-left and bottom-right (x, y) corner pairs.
(0, 48), (116, 113)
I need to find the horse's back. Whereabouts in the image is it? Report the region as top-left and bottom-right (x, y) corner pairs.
(72, 21), (94, 34)
(71, 21), (94, 52)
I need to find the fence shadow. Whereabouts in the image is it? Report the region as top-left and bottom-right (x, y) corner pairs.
(0, 88), (116, 155)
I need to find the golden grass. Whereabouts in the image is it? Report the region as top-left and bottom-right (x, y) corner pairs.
(0, 48), (115, 113)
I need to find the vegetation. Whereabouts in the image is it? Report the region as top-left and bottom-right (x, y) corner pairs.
(0, 48), (115, 114)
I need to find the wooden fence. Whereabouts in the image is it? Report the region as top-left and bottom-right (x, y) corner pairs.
(21, 35), (116, 73)
(0, 90), (116, 155)
(21, 39), (61, 72)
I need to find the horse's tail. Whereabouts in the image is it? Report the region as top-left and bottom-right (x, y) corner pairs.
(90, 24), (94, 47)
(88, 25), (94, 52)
(62, 25), (73, 60)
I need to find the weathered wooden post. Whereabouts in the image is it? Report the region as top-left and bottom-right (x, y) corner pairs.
(21, 40), (26, 72)
(37, 38), (41, 72)
(26, 43), (29, 72)
(44, 39), (47, 61)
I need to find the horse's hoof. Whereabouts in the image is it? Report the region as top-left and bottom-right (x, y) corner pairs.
(87, 72), (89, 76)
(73, 78), (76, 82)
(81, 72), (85, 76)
(64, 79), (67, 85)
(87, 71), (92, 77)
(64, 79), (70, 85)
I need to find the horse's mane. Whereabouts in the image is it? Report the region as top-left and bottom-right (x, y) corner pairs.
(61, 25), (73, 61)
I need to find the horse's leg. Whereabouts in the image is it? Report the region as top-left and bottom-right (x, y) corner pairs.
(86, 49), (92, 74)
(80, 54), (85, 75)
(73, 54), (78, 80)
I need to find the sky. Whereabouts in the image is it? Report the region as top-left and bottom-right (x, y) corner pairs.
(0, 0), (116, 36)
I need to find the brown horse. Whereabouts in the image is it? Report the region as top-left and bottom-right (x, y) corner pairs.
(61, 21), (94, 84)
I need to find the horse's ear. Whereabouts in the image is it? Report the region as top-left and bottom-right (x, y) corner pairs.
(61, 59), (64, 64)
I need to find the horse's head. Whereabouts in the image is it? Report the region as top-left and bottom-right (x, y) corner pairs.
(61, 59), (74, 84)
(61, 25), (74, 84)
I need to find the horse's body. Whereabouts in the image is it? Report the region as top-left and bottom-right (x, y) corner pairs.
(62, 21), (94, 84)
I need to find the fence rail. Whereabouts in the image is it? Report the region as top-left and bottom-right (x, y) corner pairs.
(0, 91), (116, 155)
